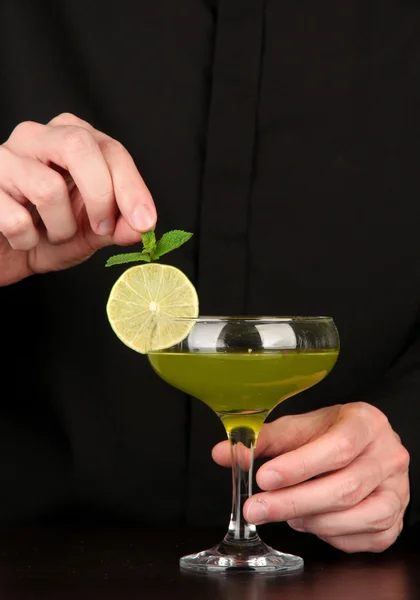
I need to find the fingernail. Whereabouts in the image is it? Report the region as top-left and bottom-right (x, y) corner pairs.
(259, 469), (282, 490)
(97, 218), (115, 236)
(288, 519), (305, 532)
(246, 500), (268, 524)
(131, 205), (156, 231)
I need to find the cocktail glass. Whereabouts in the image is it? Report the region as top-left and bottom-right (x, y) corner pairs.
(148, 316), (339, 574)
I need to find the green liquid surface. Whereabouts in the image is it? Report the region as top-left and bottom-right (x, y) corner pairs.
(148, 350), (339, 434)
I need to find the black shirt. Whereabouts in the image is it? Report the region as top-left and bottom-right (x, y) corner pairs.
(1, 0), (420, 528)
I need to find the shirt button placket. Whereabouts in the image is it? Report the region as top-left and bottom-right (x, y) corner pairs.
(197, 0), (266, 314)
(187, 0), (266, 525)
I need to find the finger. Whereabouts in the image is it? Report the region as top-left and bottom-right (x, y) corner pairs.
(318, 515), (404, 553)
(256, 407), (340, 458)
(287, 478), (407, 537)
(212, 440), (231, 467)
(244, 452), (388, 524)
(96, 133), (157, 236)
(0, 147), (77, 243)
(0, 188), (39, 250)
(211, 407), (338, 468)
(7, 120), (115, 234)
(256, 404), (384, 490)
(49, 113), (157, 235)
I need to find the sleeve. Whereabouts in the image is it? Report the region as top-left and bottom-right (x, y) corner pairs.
(364, 332), (420, 526)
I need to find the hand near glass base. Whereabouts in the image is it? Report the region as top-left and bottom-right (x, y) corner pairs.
(213, 402), (410, 553)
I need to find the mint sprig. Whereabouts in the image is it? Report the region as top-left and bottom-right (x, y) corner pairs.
(105, 229), (193, 267)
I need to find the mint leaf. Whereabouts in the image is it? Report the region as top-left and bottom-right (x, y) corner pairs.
(105, 228), (193, 267)
(105, 251), (151, 267)
(153, 230), (193, 260)
(141, 230), (156, 255)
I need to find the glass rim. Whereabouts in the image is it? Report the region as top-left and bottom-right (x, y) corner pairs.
(156, 315), (335, 323)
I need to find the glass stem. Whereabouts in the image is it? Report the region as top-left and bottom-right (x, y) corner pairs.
(224, 426), (259, 544)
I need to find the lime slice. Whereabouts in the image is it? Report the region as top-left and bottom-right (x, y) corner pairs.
(106, 263), (199, 353)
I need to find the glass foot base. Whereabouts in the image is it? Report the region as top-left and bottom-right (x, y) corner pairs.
(179, 537), (303, 574)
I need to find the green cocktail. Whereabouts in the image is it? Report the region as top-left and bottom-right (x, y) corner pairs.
(149, 350), (338, 434)
(147, 316), (340, 574)
(105, 236), (340, 574)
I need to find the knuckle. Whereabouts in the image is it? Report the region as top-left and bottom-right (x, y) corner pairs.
(32, 173), (67, 204)
(341, 402), (389, 442)
(393, 430), (402, 444)
(369, 528), (398, 553)
(326, 536), (358, 554)
(9, 120), (40, 141)
(365, 402), (389, 429)
(2, 213), (32, 238)
(48, 230), (76, 245)
(347, 402), (388, 426)
(98, 187), (114, 202)
(394, 446), (410, 473)
(350, 401), (374, 415)
(333, 435), (357, 468)
(277, 496), (299, 521)
(94, 188), (114, 208)
(298, 456), (315, 481)
(335, 476), (363, 508)
(369, 507), (399, 533)
(100, 137), (124, 157)
(0, 144), (13, 167)
(51, 112), (82, 126)
(63, 126), (94, 153)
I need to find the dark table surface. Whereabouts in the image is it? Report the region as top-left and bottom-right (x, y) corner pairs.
(0, 522), (419, 600)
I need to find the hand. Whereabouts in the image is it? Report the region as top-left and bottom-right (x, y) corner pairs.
(213, 402), (410, 553)
(0, 112), (157, 286)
